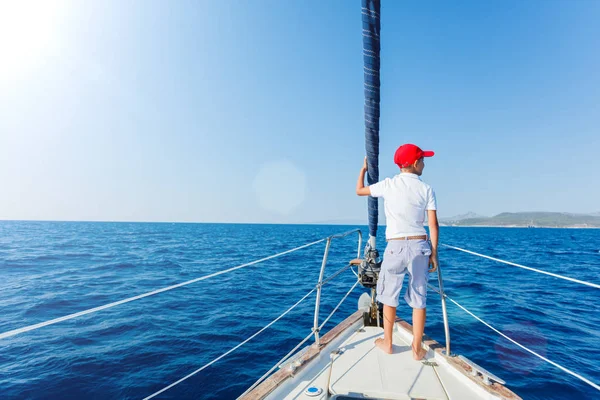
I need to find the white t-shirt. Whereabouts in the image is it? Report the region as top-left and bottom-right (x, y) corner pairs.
(369, 173), (437, 239)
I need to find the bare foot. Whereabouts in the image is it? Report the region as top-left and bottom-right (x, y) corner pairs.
(412, 343), (427, 360)
(374, 338), (393, 354)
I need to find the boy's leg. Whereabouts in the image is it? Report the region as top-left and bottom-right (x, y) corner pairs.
(405, 240), (431, 360)
(375, 241), (408, 355)
(412, 307), (427, 360)
(375, 304), (396, 354)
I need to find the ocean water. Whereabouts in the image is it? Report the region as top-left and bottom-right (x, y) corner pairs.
(0, 221), (598, 400)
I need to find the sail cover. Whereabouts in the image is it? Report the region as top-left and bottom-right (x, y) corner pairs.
(362, 0), (381, 239)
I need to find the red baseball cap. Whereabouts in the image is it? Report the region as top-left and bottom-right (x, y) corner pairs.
(394, 144), (435, 168)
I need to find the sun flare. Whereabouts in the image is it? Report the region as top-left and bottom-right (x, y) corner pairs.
(0, 0), (67, 80)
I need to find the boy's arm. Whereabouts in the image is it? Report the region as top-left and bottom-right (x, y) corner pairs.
(356, 157), (371, 196)
(428, 209), (439, 272)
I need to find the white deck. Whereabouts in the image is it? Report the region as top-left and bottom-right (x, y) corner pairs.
(261, 322), (515, 400)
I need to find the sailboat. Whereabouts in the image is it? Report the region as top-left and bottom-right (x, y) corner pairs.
(2, 1), (599, 399)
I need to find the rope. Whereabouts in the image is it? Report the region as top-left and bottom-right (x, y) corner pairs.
(0, 239), (325, 341)
(143, 287), (317, 400)
(441, 244), (600, 289)
(319, 281), (360, 331)
(429, 285), (600, 392)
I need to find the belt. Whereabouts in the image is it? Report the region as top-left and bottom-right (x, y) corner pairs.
(386, 235), (427, 241)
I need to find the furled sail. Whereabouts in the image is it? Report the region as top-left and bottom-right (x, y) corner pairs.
(362, 0), (381, 246)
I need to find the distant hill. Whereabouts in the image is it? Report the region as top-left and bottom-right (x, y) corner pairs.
(439, 212), (486, 224)
(450, 212), (600, 228)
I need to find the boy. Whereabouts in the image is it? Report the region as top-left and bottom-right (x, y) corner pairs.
(356, 143), (439, 360)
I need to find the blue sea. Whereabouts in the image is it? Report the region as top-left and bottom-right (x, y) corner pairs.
(0, 221), (598, 399)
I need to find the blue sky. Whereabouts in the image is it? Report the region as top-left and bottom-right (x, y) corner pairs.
(0, 0), (598, 223)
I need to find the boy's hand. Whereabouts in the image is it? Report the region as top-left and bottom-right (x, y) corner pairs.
(362, 157), (368, 172)
(429, 251), (438, 273)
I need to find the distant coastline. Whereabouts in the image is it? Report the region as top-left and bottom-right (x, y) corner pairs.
(313, 211), (600, 228)
(439, 224), (600, 229)
(439, 211), (600, 229)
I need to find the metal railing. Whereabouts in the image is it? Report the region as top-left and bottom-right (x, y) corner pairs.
(313, 228), (362, 345)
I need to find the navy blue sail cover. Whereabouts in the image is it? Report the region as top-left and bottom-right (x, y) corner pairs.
(362, 0), (381, 238)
